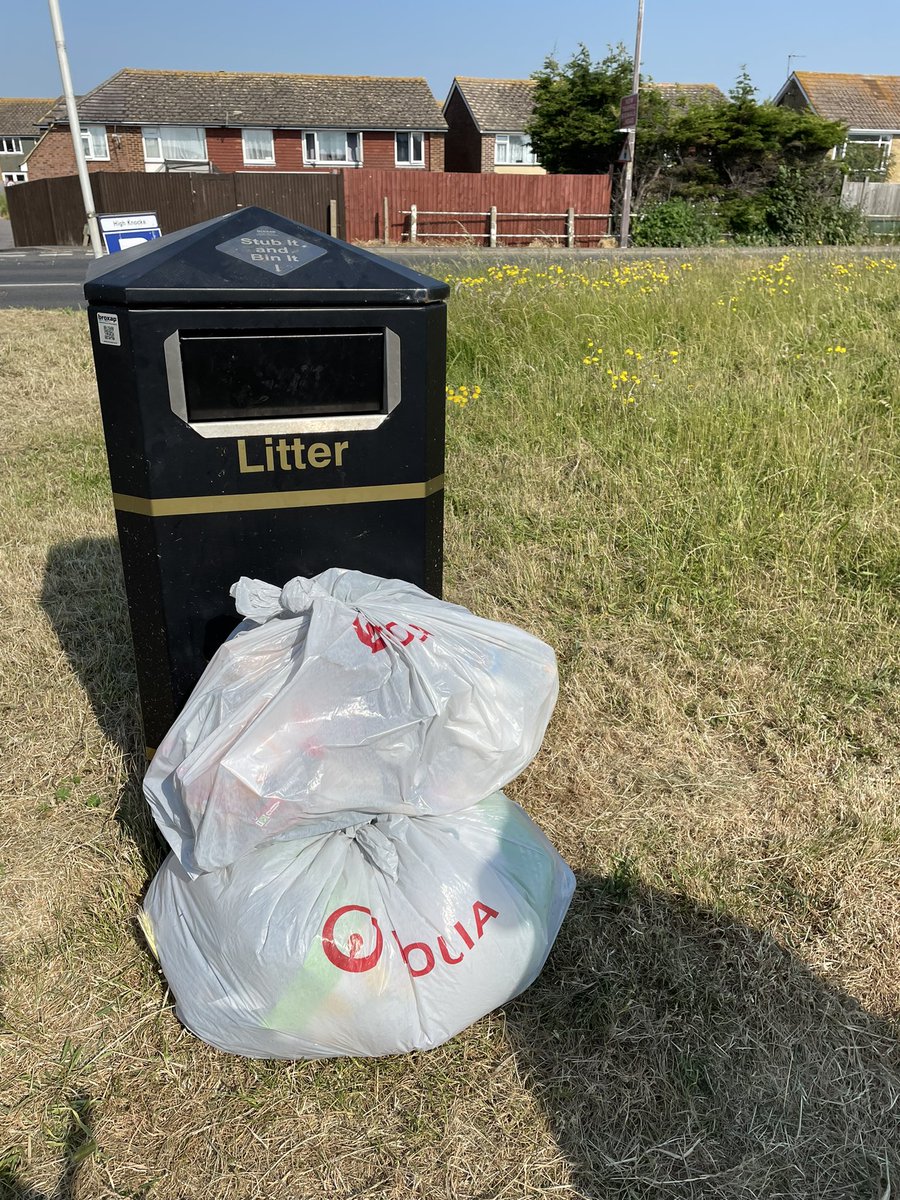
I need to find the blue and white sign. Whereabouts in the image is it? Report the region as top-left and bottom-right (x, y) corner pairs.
(99, 212), (162, 254)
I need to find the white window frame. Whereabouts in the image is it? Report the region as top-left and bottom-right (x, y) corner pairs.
(395, 130), (425, 167)
(302, 130), (362, 167)
(241, 127), (275, 165)
(2, 171), (27, 184)
(838, 130), (893, 176)
(81, 125), (109, 161)
(141, 125), (208, 165)
(0, 137), (23, 155)
(494, 132), (538, 166)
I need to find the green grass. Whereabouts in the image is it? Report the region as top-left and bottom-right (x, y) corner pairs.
(1, 251), (899, 1198)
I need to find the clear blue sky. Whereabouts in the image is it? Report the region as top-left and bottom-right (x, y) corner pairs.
(5, 0), (900, 105)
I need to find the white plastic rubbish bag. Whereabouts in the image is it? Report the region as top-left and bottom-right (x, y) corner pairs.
(145, 569), (559, 874)
(140, 791), (575, 1059)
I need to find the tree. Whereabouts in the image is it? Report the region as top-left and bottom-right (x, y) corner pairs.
(666, 71), (846, 198)
(527, 50), (851, 241)
(527, 44), (670, 177)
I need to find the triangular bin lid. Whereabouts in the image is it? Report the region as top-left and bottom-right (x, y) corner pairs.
(83, 206), (449, 307)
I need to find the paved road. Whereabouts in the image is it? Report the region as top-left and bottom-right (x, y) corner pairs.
(0, 247), (92, 309)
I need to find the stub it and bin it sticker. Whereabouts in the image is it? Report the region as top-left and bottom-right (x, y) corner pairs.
(216, 226), (327, 277)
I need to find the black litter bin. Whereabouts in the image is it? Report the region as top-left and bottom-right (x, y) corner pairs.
(84, 206), (448, 750)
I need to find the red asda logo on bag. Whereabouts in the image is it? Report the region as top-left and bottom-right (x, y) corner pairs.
(322, 901), (499, 978)
(353, 616), (430, 654)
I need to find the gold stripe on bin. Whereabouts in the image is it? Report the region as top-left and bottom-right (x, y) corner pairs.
(113, 475), (445, 518)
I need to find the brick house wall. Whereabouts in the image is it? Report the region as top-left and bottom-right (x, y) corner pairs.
(206, 127), (306, 172)
(358, 130), (396, 170)
(359, 130), (444, 171)
(444, 88), (483, 172)
(480, 134), (496, 173)
(25, 126), (144, 181)
(27, 124), (445, 180)
(208, 127), (444, 173)
(428, 132), (444, 172)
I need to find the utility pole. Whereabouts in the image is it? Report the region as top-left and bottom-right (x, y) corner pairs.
(47, 0), (104, 257)
(618, 0), (645, 249)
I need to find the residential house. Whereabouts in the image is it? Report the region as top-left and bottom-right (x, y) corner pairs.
(774, 72), (900, 181)
(0, 98), (55, 184)
(443, 78), (543, 173)
(649, 83), (727, 107)
(442, 78), (726, 174)
(24, 69), (447, 181)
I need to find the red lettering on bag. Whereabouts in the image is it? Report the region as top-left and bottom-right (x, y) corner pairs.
(322, 904), (383, 973)
(323, 901), (499, 977)
(454, 921), (475, 950)
(353, 616), (430, 653)
(437, 935), (465, 965)
(353, 617), (386, 653)
(384, 621), (414, 646)
(391, 930), (436, 977)
(473, 901), (499, 939)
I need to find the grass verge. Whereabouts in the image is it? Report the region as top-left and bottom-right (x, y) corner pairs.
(1, 250), (899, 1198)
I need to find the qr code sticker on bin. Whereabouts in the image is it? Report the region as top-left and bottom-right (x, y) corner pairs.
(97, 313), (120, 346)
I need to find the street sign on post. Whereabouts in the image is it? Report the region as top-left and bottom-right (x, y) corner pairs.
(619, 0), (645, 248)
(99, 212), (162, 254)
(618, 92), (639, 130)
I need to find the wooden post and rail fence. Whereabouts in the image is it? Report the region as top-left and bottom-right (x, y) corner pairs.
(403, 204), (612, 247)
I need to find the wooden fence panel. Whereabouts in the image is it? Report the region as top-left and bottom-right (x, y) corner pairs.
(234, 172), (344, 237)
(7, 171), (343, 248)
(342, 169), (612, 245)
(96, 172), (239, 233)
(842, 179), (900, 217)
(6, 179), (54, 246)
(8, 168), (609, 249)
(49, 174), (96, 243)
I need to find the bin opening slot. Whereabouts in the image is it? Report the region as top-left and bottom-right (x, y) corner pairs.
(179, 329), (386, 421)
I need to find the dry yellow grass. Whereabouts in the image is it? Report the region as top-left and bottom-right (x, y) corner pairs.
(1, 253), (899, 1200)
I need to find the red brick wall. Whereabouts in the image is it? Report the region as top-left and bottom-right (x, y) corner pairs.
(207, 128), (440, 173)
(444, 88), (483, 172)
(206, 127), (306, 172)
(360, 130), (396, 170)
(364, 130), (445, 172)
(26, 126), (144, 181)
(27, 124), (447, 180)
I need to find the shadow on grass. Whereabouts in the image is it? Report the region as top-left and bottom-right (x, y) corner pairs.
(506, 869), (900, 1200)
(40, 536), (163, 878)
(0, 1092), (96, 1200)
(32, 540), (900, 1198)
